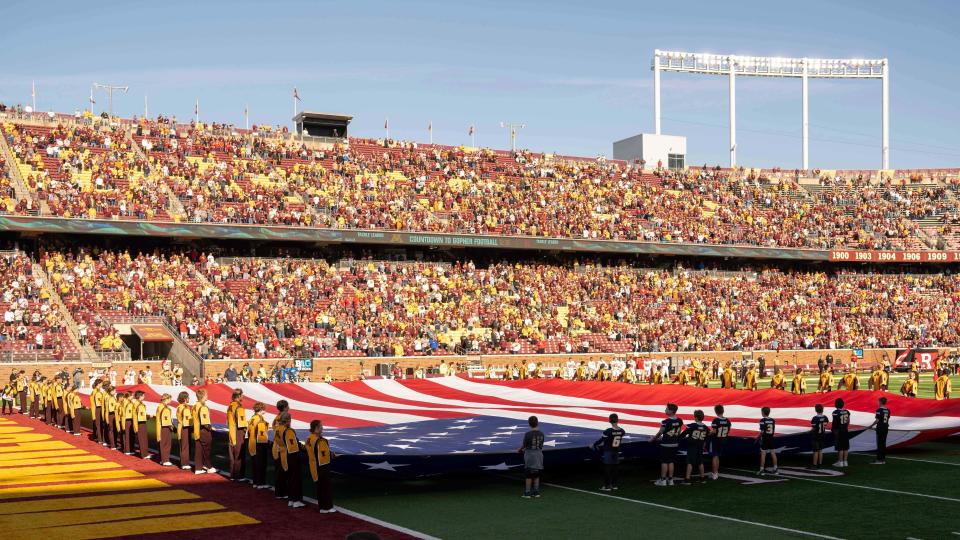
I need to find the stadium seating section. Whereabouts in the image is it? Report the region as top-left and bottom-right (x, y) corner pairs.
(2, 113), (960, 251)
(2, 248), (956, 361)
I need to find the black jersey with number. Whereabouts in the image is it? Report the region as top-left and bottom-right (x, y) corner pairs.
(832, 409), (851, 433)
(683, 422), (709, 452)
(659, 417), (684, 447)
(595, 426), (626, 452)
(875, 407), (890, 430)
(811, 414), (828, 435)
(759, 417), (776, 437)
(711, 417), (731, 439)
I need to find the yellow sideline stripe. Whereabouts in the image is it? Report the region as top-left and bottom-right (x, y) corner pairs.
(8, 511), (260, 540)
(0, 449), (89, 461)
(0, 469), (142, 487)
(0, 427), (34, 434)
(0, 462), (120, 481)
(0, 501), (225, 529)
(0, 455), (106, 467)
(0, 489), (199, 515)
(0, 478), (168, 500)
(0, 433), (55, 444)
(0, 441), (76, 453)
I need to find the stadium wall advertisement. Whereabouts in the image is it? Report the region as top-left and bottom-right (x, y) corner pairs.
(0, 215), (946, 262)
(829, 249), (960, 263)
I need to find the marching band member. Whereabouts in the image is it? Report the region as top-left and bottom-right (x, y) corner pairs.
(280, 413), (304, 508)
(900, 371), (918, 397)
(818, 367), (834, 393)
(869, 365), (888, 391)
(272, 400), (290, 499)
(54, 377), (65, 428)
(67, 384), (82, 436)
(247, 402), (270, 489)
(720, 363), (736, 389)
(30, 376), (44, 418)
(103, 385), (117, 448)
(43, 378), (53, 424)
(133, 391), (149, 459)
(176, 392), (193, 469)
(935, 369), (952, 400)
(16, 371), (27, 414)
(121, 391), (135, 454)
(791, 368), (806, 395)
(305, 419), (336, 512)
(770, 368), (786, 390)
(193, 388), (215, 474)
(0, 378), (14, 415)
(840, 370), (860, 391)
(227, 388), (248, 481)
(90, 379), (104, 443)
(155, 393), (174, 465)
(744, 363), (758, 391)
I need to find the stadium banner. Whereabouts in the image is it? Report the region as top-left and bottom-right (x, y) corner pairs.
(79, 378), (960, 477)
(894, 348), (939, 370)
(0, 215), (828, 260)
(829, 249), (960, 263)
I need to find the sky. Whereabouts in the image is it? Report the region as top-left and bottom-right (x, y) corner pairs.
(1, 0), (958, 169)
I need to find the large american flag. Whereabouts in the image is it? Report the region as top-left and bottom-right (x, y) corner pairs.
(83, 377), (960, 476)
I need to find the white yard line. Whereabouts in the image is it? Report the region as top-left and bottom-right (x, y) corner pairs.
(542, 481), (841, 539)
(728, 467), (960, 502)
(853, 453), (960, 467)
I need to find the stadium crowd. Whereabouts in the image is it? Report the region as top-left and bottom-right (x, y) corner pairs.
(2, 114), (957, 251)
(23, 246), (960, 360)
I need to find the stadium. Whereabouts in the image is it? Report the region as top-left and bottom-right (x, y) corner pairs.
(2, 1), (960, 539)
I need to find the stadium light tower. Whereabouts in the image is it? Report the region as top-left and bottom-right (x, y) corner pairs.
(93, 82), (129, 117)
(500, 122), (525, 152)
(652, 50), (889, 170)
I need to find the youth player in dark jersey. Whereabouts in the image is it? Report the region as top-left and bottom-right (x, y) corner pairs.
(709, 404), (731, 480)
(519, 415), (545, 498)
(652, 403), (683, 486)
(831, 398), (851, 468)
(809, 403), (828, 469)
(867, 396), (890, 465)
(593, 413), (626, 491)
(681, 410), (709, 483)
(757, 406), (778, 475)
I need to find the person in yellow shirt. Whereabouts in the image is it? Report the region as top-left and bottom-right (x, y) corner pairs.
(791, 368), (806, 395)
(934, 369), (952, 401)
(176, 392), (193, 469)
(155, 393), (174, 466)
(28, 377), (41, 418)
(575, 361), (588, 382)
(90, 379), (104, 444)
(770, 368), (786, 390)
(674, 366), (688, 385)
(596, 364), (610, 382)
(193, 388), (214, 474)
(869, 366), (888, 391)
(102, 385), (117, 449)
(67, 385), (82, 436)
(841, 370), (860, 391)
(818, 368), (834, 393)
(273, 400), (290, 498)
(900, 371), (919, 398)
(248, 402), (270, 489)
(744, 364), (758, 391)
(133, 391), (149, 459)
(280, 413), (304, 508)
(227, 388), (248, 481)
(305, 419), (337, 513)
(43, 379), (54, 425)
(720, 364), (736, 389)
(53, 378), (65, 429)
(121, 392), (136, 454)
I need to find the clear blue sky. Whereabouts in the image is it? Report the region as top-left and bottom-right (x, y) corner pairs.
(2, 0), (958, 169)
